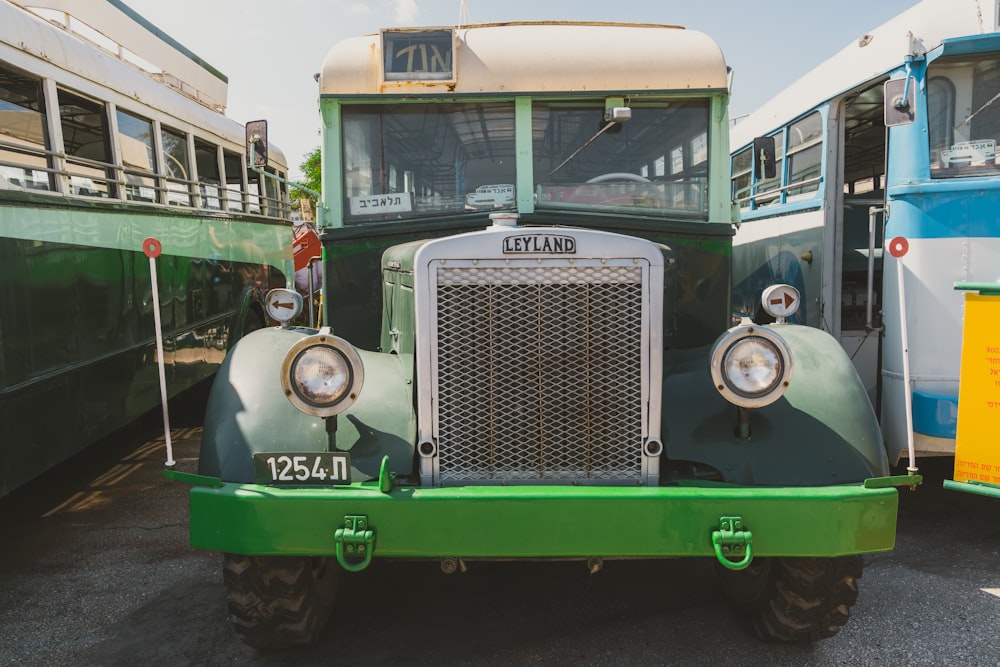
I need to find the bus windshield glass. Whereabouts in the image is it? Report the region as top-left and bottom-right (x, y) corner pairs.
(343, 102), (516, 222)
(534, 99), (710, 219)
(928, 52), (1000, 178)
(341, 98), (712, 223)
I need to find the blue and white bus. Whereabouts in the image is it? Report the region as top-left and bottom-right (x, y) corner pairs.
(730, 0), (1000, 467)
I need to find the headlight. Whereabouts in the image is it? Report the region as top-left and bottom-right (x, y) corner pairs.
(710, 325), (792, 408)
(281, 333), (364, 417)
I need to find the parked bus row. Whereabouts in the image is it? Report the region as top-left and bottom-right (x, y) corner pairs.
(730, 0), (1000, 472)
(0, 0), (293, 496)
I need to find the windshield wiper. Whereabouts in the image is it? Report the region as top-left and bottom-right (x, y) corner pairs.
(548, 107), (632, 177)
(956, 90), (1000, 128)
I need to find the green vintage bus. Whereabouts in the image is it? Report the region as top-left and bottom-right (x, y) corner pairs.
(177, 22), (916, 648)
(0, 0), (293, 496)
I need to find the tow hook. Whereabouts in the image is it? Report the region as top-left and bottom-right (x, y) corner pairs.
(334, 515), (375, 572)
(712, 516), (753, 571)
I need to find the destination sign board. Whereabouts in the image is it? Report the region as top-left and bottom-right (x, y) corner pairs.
(383, 29), (454, 82)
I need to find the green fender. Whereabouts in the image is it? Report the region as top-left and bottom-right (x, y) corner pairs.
(662, 324), (889, 486)
(199, 327), (416, 483)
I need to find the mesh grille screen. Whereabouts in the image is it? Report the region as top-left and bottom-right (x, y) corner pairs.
(435, 263), (644, 483)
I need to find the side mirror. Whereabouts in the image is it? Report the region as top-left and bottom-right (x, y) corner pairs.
(246, 119), (268, 167)
(753, 136), (776, 180)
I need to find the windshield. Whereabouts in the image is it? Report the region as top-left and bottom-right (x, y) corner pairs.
(928, 53), (1000, 178)
(342, 102), (516, 222)
(340, 99), (711, 222)
(533, 100), (710, 218)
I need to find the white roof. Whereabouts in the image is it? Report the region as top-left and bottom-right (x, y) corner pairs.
(321, 22), (729, 96)
(6, 0), (228, 110)
(731, 0), (999, 148)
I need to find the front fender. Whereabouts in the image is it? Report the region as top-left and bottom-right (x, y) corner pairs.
(663, 324), (888, 485)
(199, 327), (416, 483)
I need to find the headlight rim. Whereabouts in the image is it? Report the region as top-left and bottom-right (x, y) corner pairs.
(710, 325), (793, 409)
(280, 333), (364, 417)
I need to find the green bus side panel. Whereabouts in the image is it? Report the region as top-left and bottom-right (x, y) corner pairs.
(0, 198), (292, 496)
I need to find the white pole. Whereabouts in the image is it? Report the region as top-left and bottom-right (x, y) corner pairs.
(889, 236), (917, 474)
(143, 237), (175, 467)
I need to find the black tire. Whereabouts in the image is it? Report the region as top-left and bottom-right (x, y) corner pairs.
(223, 553), (341, 649)
(717, 556), (863, 643)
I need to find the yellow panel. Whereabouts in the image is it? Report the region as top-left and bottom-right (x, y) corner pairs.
(954, 294), (1000, 483)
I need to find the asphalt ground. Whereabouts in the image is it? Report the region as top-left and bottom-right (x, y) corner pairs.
(1, 387), (998, 666)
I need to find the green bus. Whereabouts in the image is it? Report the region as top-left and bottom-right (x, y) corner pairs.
(178, 22), (915, 648)
(0, 0), (293, 496)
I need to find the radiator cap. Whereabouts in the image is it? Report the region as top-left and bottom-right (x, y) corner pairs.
(489, 212), (519, 228)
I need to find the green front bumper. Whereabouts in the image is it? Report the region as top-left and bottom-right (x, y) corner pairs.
(180, 474), (899, 564)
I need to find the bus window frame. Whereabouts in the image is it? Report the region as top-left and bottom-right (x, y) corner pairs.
(333, 95), (716, 225)
(733, 108), (827, 215)
(926, 49), (1000, 179)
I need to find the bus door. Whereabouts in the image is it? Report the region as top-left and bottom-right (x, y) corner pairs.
(832, 80), (888, 408)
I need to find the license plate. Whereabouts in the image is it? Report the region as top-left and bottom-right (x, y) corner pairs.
(253, 452), (351, 485)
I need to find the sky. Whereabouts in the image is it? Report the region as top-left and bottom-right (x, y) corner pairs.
(122, 0), (918, 179)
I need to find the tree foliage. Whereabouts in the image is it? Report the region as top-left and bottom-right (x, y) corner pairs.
(290, 147), (321, 208)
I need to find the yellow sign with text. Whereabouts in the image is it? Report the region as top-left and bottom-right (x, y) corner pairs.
(954, 293), (1000, 484)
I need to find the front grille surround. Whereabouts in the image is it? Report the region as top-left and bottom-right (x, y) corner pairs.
(413, 227), (663, 486)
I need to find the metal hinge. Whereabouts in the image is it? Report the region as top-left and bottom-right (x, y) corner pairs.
(711, 515), (754, 571)
(334, 515), (375, 572)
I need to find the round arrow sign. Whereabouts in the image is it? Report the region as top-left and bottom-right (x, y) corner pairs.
(265, 288), (303, 324)
(761, 283), (801, 320)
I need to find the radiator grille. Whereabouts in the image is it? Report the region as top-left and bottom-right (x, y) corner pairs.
(434, 263), (645, 483)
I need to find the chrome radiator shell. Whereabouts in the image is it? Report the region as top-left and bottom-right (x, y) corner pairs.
(413, 226), (663, 486)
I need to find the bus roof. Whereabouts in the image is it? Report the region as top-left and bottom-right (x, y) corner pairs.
(1, 0), (287, 165)
(321, 22), (729, 97)
(731, 0), (1000, 148)
(7, 0), (228, 110)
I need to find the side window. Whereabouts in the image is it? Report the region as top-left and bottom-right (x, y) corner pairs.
(690, 131), (708, 167)
(735, 110), (823, 211)
(223, 150), (244, 212)
(0, 64), (51, 190)
(247, 171), (263, 214)
(263, 166), (282, 217)
(194, 139), (221, 210)
(731, 146), (751, 207)
(755, 130), (784, 206)
(58, 88), (114, 197)
(731, 131), (783, 210)
(276, 170), (288, 218)
(786, 112), (823, 199)
(116, 109), (157, 202)
(161, 126), (191, 206)
(927, 76), (956, 170)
